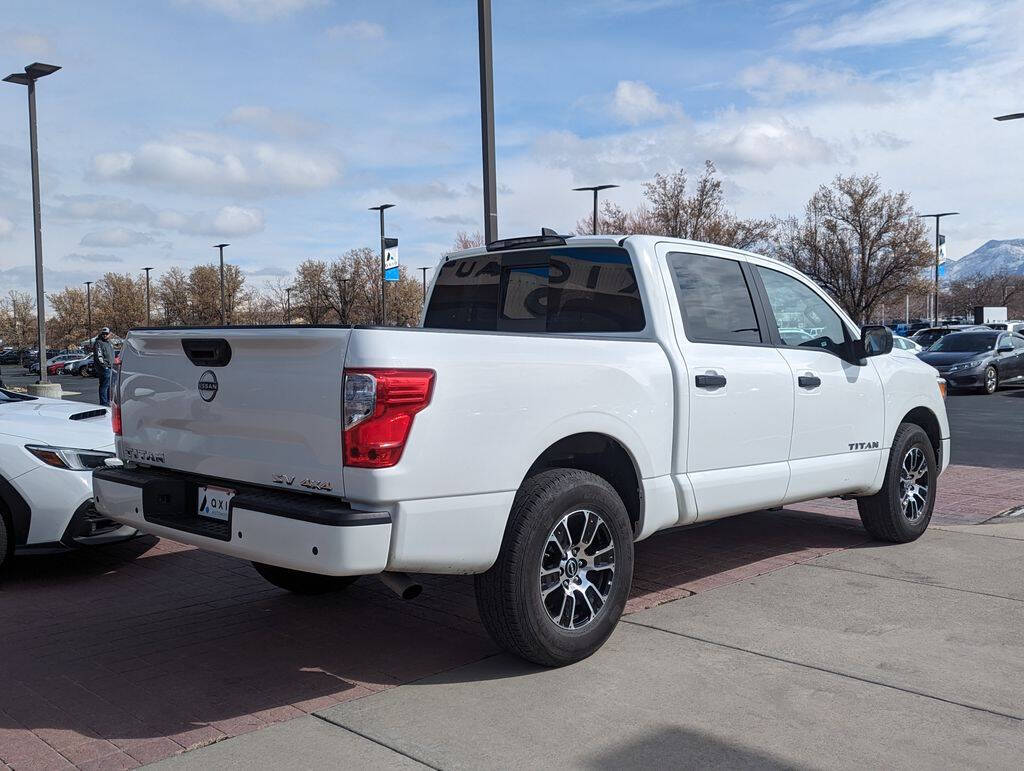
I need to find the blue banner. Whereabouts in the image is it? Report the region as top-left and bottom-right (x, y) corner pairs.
(385, 267), (399, 282)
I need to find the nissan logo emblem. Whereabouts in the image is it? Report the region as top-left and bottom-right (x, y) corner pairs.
(198, 370), (219, 402)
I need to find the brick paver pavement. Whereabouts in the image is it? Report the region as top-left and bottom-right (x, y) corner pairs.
(2, 463), (1021, 769)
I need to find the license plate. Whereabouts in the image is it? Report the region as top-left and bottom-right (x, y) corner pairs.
(197, 485), (234, 521)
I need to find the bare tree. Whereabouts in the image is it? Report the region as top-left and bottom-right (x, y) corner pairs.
(574, 162), (772, 249)
(772, 174), (932, 324)
(0, 290), (37, 348)
(93, 272), (146, 335)
(47, 287), (90, 347)
(944, 272), (1024, 320)
(452, 230), (485, 250)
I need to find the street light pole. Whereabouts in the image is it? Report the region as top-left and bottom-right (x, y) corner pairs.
(142, 267), (153, 325)
(478, 0), (498, 243)
(369, 204), (395, 326)
(84, 281), (93, 332)
(4, 62), (61, 389)
(213, 244), (229, 325)
(572, 184), (619, 235)
(285, 286), (295, 324)
(419, 266), (430, 302)
(918, 212), (958, 326)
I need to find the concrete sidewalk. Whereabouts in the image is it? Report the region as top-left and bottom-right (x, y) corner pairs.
(159, 521), (1024, 769)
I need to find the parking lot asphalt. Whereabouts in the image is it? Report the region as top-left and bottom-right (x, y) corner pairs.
(2, 366), (1024, 767)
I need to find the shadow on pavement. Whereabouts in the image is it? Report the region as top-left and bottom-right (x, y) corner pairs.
(585, 725), (791, 770)
(0, 508), (869, 765)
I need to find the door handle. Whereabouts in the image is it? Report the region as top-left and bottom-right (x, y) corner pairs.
(695, 374), (727, 388)
(798, 375), (821, 388)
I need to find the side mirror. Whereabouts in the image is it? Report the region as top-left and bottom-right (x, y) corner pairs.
(854, 325), (893, 360)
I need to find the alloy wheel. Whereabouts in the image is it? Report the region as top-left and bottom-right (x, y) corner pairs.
(539, 509), (615, 630)
(985, 367), (997, 393)
(900, 446), (929, 523)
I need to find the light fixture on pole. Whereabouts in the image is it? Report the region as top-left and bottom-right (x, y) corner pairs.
(419, 266), (431, 302)
(477, 0), (498, 243)
(213, 243), (229, 325)
(84, 281), (93, 332)
(4, 61), (61, 390)
(142, 267), (153, 325)
(285, 285), (295, 324)
(918, 212), (958, 326)
(572, 184), (619, 235)
(994, 113), (1024, 121)
(369, 204), (395, 325)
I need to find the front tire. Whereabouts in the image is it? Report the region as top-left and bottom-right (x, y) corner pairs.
(981, 365), (998, 394)
(857, 423), (936, 543)
(251, 562), (360, 595)
(475, 468), (634, 667)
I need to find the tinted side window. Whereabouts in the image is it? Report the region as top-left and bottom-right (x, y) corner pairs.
(757, 267), (847, 355)
(547, 250), (644, 333)
(423, 258), (500, 330)
(668, 253), (761, 344)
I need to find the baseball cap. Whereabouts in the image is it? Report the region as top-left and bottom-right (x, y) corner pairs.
(100, 327), (111, 334)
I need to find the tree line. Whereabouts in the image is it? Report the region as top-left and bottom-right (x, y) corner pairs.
(2, 162), (1021, 350)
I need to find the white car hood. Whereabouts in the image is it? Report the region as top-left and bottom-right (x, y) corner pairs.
(0, 395), (114, 450)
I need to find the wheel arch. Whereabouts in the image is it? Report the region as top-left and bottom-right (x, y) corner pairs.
(0, 475), (31, 546)
(522, 432), (644, 536)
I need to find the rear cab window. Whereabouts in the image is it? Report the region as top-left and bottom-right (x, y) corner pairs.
(423, 246), (646, 334)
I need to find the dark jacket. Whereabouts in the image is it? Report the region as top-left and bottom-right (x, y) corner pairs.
(93, 338), (115, 369)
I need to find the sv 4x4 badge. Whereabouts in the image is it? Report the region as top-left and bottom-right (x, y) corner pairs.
(272, 473), (333, 491)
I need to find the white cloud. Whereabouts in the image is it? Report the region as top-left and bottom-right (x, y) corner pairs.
(737, 58), (882, 102)
(225, 106), (325, 138)
(158, 205), (265, 237)
(64, 252), (124, 264)
(391, 181), (463, 200)
(610, 80), (680, 125)
(708, 119), (838, 170)
(0, 215), (13, 240)
(326, 21), (385, 40)
(90, 134), (341, 197)
(175, 0), (326, 22)
(14, 34), (52, 55)
(794, 0), (992, 50)
(51, 195), (264, 237)
(80, 228), (154, 248)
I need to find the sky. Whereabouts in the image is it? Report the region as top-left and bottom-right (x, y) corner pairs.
(1, 0), (1023, 305)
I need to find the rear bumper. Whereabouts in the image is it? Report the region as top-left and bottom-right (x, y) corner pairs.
(93, 467), (392, 576)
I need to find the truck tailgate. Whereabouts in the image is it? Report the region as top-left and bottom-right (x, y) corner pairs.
(118, 327), (351, 498)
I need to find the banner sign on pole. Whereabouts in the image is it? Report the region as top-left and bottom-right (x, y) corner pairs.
(383, 237), (399, 282)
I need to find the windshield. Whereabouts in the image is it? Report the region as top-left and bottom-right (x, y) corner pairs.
(0, 389), (35, 404)
(927, 332), (998, 353)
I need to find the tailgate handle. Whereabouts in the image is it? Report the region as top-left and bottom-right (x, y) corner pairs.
(181, 338), (232, 367)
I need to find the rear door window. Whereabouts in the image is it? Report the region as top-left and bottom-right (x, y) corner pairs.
(424, 246), (645, 334)
(668, 253), (762, 344)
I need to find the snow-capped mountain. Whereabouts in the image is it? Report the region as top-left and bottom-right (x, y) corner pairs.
(946, 239), (1024, 280)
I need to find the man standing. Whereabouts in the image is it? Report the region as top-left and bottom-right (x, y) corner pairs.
(93, 327), (115, 407)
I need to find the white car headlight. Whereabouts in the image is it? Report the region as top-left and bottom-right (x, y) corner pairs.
(25, 445), (115, 471)
(947, 359), (984, 373)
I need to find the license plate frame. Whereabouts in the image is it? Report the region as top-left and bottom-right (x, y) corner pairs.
(196, 484), (235, 522)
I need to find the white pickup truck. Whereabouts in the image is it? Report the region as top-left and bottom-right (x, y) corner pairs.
(94, 233), (949, 665)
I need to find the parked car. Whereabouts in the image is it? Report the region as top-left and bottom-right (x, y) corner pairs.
(62, 355), (95, 377)
(94, 234), (950, 666)
(918, 330), (1024, 394)
(0, 388), (136, 572)
(910, 325), (987, 349)
(46, 353), (84, 376)
(986, 321), (1024, 334)
(892, 335), (923, 352)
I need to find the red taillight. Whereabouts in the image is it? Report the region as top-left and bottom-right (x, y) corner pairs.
(111, 360), (123, 436)
(343, 368), (434, 468)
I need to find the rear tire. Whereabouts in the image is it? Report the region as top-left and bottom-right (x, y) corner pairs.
(475, 468), (634, 667)
(857, 423), (936, 543)
(251, 562), (359, 595)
